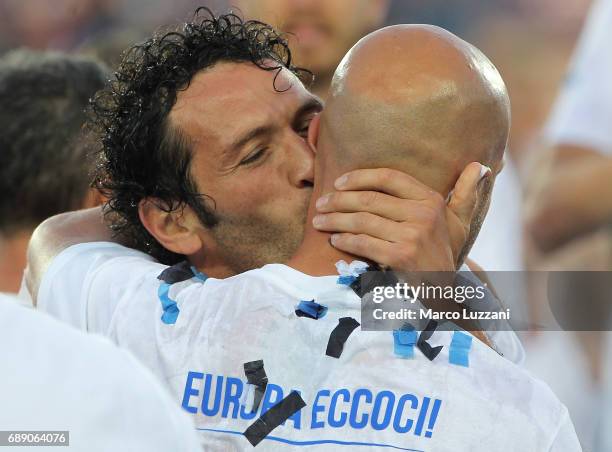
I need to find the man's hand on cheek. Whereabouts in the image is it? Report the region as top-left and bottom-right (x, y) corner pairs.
(312, 163), (490, 273)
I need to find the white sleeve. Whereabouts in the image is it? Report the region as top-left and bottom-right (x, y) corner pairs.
(548, 408), (583, 452)
(37, 242), (163, 334)
(545, 0), (612, 154)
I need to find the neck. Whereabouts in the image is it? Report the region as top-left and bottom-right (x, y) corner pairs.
(188, 251), (239, 280)
(288, 182), (369, 276)
(0, 230), (32, 293)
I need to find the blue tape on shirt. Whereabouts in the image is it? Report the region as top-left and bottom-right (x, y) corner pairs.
(337, 275), (357, 286)
(158, 282), (180, 325)
(190, 266), (208, 283)
(449, 331), (472, 367)
(156, 262), (208, 325)
(335, 260), (368, 288)
(393, 324), (418, 359)
(295, 300), (328, 319)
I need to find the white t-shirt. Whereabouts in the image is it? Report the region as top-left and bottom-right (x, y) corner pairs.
(36, 243), (580, 451)
(545, 0), (612, 154)
(36, 242), (525, 366)
(523, 331), (610, 452)
(0, 293), (201, 452)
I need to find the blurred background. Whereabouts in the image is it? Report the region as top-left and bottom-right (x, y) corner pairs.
(0, 0), (590, 159)
(1, 0), (610, 450)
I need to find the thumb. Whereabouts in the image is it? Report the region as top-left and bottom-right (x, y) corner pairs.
(447, 162), (491, 227)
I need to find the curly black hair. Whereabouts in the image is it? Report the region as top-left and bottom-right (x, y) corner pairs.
(91, 7), (311, 264)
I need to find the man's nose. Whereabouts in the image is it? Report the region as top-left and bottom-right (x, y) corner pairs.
(289, 136), (315, 188)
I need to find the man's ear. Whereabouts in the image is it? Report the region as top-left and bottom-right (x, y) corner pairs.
(138, 198), (203, 256)
(307, 113), (321, 152)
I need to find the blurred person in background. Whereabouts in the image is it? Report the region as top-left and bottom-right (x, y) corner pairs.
(523, 0), (612, 450)
(234, 0), (390, 99)
(0, 0), (117, 54)
(0, 50), (106, 295)
(527, 0), (612, 254)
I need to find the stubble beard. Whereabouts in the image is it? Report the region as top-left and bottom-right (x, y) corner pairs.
(209, 203), (309, 275)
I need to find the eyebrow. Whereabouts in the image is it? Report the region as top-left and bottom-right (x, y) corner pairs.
(227, 96), (324, 154)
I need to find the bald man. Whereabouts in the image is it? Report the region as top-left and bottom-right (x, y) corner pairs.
(30, 24), (579, 450)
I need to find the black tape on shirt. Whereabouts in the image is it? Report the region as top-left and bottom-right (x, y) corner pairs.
(244, 360), (268, 413)
(349, 266), (399, 298)
(417, 320), (444, 361)
(157, 260), (193, 284)
(326, 317), (360, 359)
(243, 391), (306, 447)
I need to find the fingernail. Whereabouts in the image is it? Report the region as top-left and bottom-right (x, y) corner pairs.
(316, 195), (329, 209)
(312, 215), (325, 227)
(445, 189), (455, 204)
(479, 164), (492, 181)
(330, 234), (339, 245)
(334, 175), (348, 189)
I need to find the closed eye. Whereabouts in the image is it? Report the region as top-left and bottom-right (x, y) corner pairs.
(240, 148), (267, 166)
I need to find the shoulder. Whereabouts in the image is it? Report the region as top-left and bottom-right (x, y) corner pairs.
(0, 301), (201, 451)
(39, 241), (162, 304)
(190, 265), (284, 297)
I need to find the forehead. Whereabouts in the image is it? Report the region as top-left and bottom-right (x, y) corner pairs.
(169, 61), (312, 148)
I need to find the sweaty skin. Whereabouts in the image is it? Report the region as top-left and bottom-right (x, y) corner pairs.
(305, 25), (511, 275)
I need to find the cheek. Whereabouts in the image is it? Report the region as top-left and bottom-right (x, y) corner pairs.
(220, 173), (290, 212)
(241, 181), (310, 224)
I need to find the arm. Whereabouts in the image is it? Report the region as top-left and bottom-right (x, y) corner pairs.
(525, 145), (612, 253)
(26, 206), (118, 304)
(526, 0), (612, 252)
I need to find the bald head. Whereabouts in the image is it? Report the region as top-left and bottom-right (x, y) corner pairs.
(317, 24), (510, 195)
